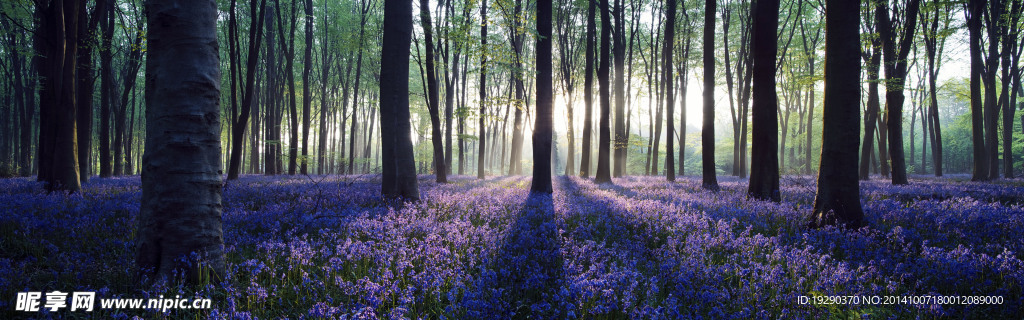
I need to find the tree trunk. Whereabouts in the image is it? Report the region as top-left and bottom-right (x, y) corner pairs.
(612, 0), (626, 177)
(379, 0), (419, 200)
(317, 0), (332, 175)
(264, 3), (279, 175)
(228, 0), (267, 180)
(594, 0), (613, 183)
(809, 0), (863, 229)
(748, 0), (780, 201)
(478, 0), (488, 180)
(36, 0), (82, 192)
(532, 0), (553, 193)
(420, 0), (447, 183)
(968, 0), (988, 181)
(137, 0), (226, 283)
(859, 31), (882, 180)
(76, 0), (102, 183)
(663, 0), (676, 181)
(877, 0), (920, 185)
(348, 1), (369, 174)
(281, 0), (298, 176)
(580, 0), (596, 178)
(299, 0), (312, 175)
(701, 0), (718, 191)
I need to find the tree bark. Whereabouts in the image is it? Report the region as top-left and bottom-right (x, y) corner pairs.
(379, 0), (419, 200)
(595, 0), (613, 183)
(420, 0), (447, 183)
(968, 0), (988, 181)
(748, 0), (780, 201)
(701, 0), (719, 191)
(300, 0), (312, 175)
(612, 0), (626, 177)
(228, 0), (267, 180)
(478, 0), (488, 180)
(580, 0), (596, 178)
(137, 0), (226, 283)
(877, 0), (920, 185)
(76, 0), (103, 183)
(809, 0), (863, 229)
(36, 0), (82, 192)
(663, 0), (676, 181)
(531, 0), (553, 193)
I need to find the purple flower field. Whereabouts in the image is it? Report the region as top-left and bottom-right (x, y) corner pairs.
(1, 175), (1022, 319)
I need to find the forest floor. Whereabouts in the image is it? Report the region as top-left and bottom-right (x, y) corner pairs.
(1, 174), (1022, 319)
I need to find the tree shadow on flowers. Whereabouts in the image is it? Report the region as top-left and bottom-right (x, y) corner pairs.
(462, 192), (564, 319)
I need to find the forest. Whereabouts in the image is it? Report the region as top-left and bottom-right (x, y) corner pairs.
(1, 0), (1023, 318)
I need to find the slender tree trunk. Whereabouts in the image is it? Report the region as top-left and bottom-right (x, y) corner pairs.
(859, 40), (882, 180)
(77, 0), (102, 183)
(264, 3), (278, 175)
(594, 0), (613, 183)
(580, 0), (596, 177)
(443, 6), (459, 176)
(968, 0), (988, 181)
(18, 34), (35, 177)
(317, 0), (332, 175)
(612, 0), (626, 177)
(286, 2), (299, 175)
(420, 0), (447, 183)
(663, 0), (676, 181)
(478, 0), (488, 179)
(877, 0), (920, 185)
(348, 2), (368, 174)
(300, 0), (312, 175)
(983, 0), (1002, 179)
(228, 0), (267, 180)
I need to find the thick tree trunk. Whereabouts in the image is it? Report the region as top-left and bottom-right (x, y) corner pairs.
(809, 0), (863, 229)
(701, 0), (718, 191)
(379, 0), (419, 200)
(748, 0), (780, 201)
(37, 0), (82, 192)
(532, 0), (553, 193)
(137, 0), (225, 283)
